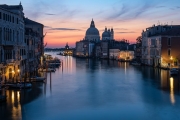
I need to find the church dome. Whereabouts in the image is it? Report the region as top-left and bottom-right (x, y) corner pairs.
(86, 27), (99, 36)
(85, 19), (99, 36)
(102, 31), (110, 37)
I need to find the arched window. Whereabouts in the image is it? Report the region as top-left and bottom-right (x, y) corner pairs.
(9, 68), (12, 79)
(3, 28), (5, 40)
(168, 49), (171, 56)
(7, 28), (8, 41)
(168, 38), (171, 46)
(10, 29), (12, 41)
(13, 30), (14, 41)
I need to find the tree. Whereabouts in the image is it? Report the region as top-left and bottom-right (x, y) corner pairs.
(136, 36), (142, 47)
(135, 36), (142, 62)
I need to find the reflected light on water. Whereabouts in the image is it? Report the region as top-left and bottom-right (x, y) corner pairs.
(170, 77), (175, 104)
(125, 62), (127, 74)
(12, 91), (14, 103)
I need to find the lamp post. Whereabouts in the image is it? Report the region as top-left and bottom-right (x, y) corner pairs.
(12, 70), (15, 83)
(17, 69), (20, 82)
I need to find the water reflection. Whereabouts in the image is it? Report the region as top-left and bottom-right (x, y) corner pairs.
(170, 77), (175, 104)
(1, 52), (180, 120)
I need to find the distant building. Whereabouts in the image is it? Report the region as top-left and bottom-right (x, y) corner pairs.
(118, 51), (134, 61)
(109, 49), (120, 60)
(101, 41), (109, 59)
(65, 43), (69, 50)
(142, 24), (180, 68)
(63, 43), (73, 56)
(75, 19), (132, 59)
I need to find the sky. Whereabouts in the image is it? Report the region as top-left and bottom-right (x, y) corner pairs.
(1, 0), (180, 48)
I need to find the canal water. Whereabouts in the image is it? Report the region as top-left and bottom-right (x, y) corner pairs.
(1, 52), (180, 120)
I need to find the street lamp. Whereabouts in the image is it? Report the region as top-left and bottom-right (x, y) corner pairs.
(12, 70), (15, 83)
(170, 56), (173, 68)
(170, 56), (173, 60)
(17, 69), (20, 82)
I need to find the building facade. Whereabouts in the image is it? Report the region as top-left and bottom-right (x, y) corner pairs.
(0, 3), (44, 84)
(142, 24), (180, 68)
(0, 3), (25, 83)
(109, 49), (120, 60)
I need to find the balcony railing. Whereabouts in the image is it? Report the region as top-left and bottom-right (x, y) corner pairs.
(6, 59), (14, 64)
(4, 41), (16, 46)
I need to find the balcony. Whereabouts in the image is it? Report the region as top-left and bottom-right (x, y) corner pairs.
(4, 41), (16, 46)
(6, 59), (15, 65)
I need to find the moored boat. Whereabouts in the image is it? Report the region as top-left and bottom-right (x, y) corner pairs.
(131, 62), (141, 66)
(6, 83), (32, 89)
(170, 68), (179, 76)
(0, 95), (6, 103)
(29, 76), (46, 82)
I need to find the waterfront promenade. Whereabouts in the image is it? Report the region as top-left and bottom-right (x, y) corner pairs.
(1, 52), (180, 120)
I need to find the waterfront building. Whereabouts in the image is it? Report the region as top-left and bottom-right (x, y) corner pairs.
(100, 41), (109, 59)
(0, 3), (25, 82)
(118, 51), (134, 61)
(75, 19), (115, 58)
(76, 41), (85, 56)
(109, 49), (120, 60)
(76, 40), (95, 57)
(141, 24), (180, 68)
(75, 20), (132, 59)
(24, 18), (44, 76)
(0, 3), (44, 83)
(61, 43), (74, 56)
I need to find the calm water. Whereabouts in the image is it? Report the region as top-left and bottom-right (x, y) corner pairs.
(1, 52), (180, 120)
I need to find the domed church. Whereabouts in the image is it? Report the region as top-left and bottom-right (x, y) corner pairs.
(84, 19), (114, 42)
(85, 19), (100, 42)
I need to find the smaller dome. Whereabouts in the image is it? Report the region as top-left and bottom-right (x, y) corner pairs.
(102, 31), (110, 37)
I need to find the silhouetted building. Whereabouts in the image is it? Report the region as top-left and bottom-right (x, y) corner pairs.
(75, 19), (131, 59)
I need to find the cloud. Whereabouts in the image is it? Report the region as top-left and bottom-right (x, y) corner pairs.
(51, 35), (82, 39)
(104, 0), (170, 22)
(45, 13), (56, 15)
(25, 1), (80, 21)
(114, 28), (128, 30)
(50, 28), (81, 31)
(117, 31), (136, 34)
(44, 26), (81, 31)
(44, 26), (52, 28)
(156, 6), (166, 8)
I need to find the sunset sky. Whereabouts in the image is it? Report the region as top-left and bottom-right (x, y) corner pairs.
(1, 0), (180, 48)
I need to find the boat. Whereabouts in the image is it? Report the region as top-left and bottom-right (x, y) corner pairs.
(39, 68), (56, 72)
(0, 95), (6, 103)
(170, 68), (179, 75)
(6, 83), (32, 89)
(30, 76), (46, 82)
(131, 62), (141, 66)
